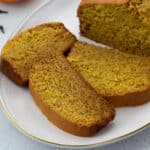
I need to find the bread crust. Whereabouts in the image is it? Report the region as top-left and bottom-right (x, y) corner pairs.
(80, 0), (130, 5)
(105, 87), (150, 107)
(0, 57), (27, 85)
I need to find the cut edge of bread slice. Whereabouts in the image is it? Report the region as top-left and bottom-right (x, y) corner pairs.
(0, 57), (25, 85)
(29, 54), (115, 137)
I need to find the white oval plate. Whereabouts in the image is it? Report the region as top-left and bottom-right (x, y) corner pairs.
(0, 0), (150, 149)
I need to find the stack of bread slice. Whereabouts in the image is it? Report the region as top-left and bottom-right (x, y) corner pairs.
(0, 23), (115, 136)
(1, 21), (150, 136)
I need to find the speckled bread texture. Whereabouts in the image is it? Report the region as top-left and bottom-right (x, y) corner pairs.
(67, 41), (150, 107)
(78, 0), (150, 56)
(29, 54), (115, 137)
(1, 23), (76, 85)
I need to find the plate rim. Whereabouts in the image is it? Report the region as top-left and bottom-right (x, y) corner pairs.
(0, 97), (149, 149)
(0, 0), (150, 148)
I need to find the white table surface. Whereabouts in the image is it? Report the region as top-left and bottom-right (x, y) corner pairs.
(0, 1), (150, 150)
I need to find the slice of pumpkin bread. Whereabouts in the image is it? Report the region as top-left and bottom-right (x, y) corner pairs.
(29, 54), (115, 137)
(1, 23), (76, 85)
(78, 0), (150, 56)
(67, 41), (150, 107)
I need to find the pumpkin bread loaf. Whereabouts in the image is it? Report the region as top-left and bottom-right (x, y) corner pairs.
(29, 54), (115, 137)
(78, 0), (150, 56)
(67, 42), (150, 107)
(1, 23), (76, 85)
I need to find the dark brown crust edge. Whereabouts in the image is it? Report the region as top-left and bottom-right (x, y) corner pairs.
(29, 82), (115, 137)
(105, 87), (150, 107)
(79, 0), (130, 5)
(0, 57), (27, 85)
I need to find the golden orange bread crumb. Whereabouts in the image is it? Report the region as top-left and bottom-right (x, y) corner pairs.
(78, 0), (150, 56)
(29, 54), (115, 137)
(67, 41), (150, 107)
(1, 23), (76, 85)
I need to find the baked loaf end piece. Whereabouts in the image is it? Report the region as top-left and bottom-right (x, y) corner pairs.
(1, 23), (76, 85)
(29, 54), (115, 137)
(67, 41), (150, 107)
(78, 0), (150, 56)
